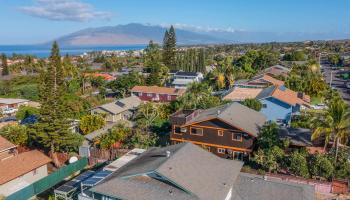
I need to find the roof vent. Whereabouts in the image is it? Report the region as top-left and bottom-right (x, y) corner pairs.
(166, 151), (171, 158)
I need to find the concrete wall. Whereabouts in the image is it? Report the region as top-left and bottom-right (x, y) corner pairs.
(0, 165), (48, 196)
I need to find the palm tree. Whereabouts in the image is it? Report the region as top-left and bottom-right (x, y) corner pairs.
(310, 99), (350, 162)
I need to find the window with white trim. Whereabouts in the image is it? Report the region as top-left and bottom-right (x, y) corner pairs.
(217, 148), (225, 154)
(232, 133), (242, 141)
(218, 130), (224, 136)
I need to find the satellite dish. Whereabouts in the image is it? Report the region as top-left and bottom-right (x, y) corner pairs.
(69, 156), (78, 163)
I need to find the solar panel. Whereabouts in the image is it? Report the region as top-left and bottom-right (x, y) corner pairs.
(54, 170), (95, 194)
(81, 170), (113, 186)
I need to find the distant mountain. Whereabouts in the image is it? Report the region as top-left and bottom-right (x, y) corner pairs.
(53, 23), (232, 46)
(51, 23), (350, 46)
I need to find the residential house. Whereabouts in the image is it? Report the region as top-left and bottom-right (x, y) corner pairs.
(172, 71), (203, 89)
(0, 98), (29, 109)
(234, 74), (284, 88)
(256, 85), (311, 124)
(0, 136), (16, 161)
(223, 87), (263, 101)
(278, 127), (325, 153)
(131, 86), (186, 102)
(91, 96), (141, 123)
(85, 73), (116, 81)
(170, 102), (267, 160)
(0, 136), (51, 197)
(262, 64), (291, 78)
(80, 142), (314, 200)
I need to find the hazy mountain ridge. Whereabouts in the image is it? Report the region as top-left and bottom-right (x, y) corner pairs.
(52, 23), (350, 46)
(54, 23), (232, 46)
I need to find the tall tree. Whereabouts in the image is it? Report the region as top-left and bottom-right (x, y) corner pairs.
(163, 26), (177, 68)
(1, 54), (9, 76)
(32, 42), (83, 167)
(310, 99), (350, 162)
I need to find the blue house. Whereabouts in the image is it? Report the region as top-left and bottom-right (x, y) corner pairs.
(256, 86), (310, 124)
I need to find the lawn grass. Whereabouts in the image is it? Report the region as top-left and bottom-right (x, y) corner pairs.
(310, 96), (324, 105)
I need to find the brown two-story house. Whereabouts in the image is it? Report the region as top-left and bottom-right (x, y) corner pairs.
(170, 102), (267, 160)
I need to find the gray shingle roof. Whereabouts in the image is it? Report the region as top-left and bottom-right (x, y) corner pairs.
(186, 102), (267, 137)
(278, 128), (313, 147)
(255, 85), (276, 99)
(232, 173), (315, 200)
(95, 96), (141, 114)
(90, 142), (243, 200)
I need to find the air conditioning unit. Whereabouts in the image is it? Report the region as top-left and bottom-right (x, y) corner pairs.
(181, 128), (187, 133)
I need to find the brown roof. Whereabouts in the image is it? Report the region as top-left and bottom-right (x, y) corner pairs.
(271, 87), (310, 106)
(260, 74), (285, 86)
(0, 150), (51, 184)
(0, 136), (16, 152)
(223, 87), (263, 101)
(257, 86), (310, 107)
(131, 86), (186, 96)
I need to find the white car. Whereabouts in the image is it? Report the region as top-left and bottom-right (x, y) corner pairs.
(2, 108), (18, 115)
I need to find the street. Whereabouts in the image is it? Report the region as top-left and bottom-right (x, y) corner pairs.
(322, 64), (350, 104)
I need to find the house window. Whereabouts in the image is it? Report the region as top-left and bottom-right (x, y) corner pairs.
(232, 133), (242, 141)
(139, 92), (143, 96)
(147, 93), (153, 97)
(167, 95), (172, 101)
(233, 151), (244, 160)
(33, 169), (37, 175)
(190, 127), (203, 136)
(174, 126), (182, 135)
(218, 130), (224, 136)
(217, 148), (225, 154)
(262, 104), (267, 108)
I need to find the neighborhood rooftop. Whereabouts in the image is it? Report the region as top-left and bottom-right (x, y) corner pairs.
(184, 102), (267, 137)
(0, 150), (51, 185)
(0, 98), (29, 105)
(0, 136), (16, 152)
(232, 173), (315, 200)
(131, 86), (186, 95)
(96, 96), (141, 115)
(256, 85), (311, 106)
(90, 142), (243, 200)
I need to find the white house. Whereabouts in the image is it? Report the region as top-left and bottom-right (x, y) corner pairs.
(172, 71), (203, 89)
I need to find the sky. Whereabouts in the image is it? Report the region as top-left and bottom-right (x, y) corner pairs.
(1, 0), (350, 44)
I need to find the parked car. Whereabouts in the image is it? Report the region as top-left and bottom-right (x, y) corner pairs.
(2, 108), (18, 114)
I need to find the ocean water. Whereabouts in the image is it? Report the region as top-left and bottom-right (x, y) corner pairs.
(0, 45), (146, 58)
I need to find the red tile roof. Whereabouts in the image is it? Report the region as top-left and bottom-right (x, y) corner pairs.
(85, 73), (116, 81)
(271, 86), (310, 107)
(0, 150), (51, 184)
(259, 74), (285, 86)
(0, 136), (16, 152)
(131, 86), (186, 96)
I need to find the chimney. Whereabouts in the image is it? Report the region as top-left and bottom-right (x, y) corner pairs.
(166, 151), (171, 158)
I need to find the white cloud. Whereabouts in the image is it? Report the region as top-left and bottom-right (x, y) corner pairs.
(19, 0), (112, 22)
(159, 23), (244, 33)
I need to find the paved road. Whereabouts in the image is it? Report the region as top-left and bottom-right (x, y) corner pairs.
(322, 64), (350, 104)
